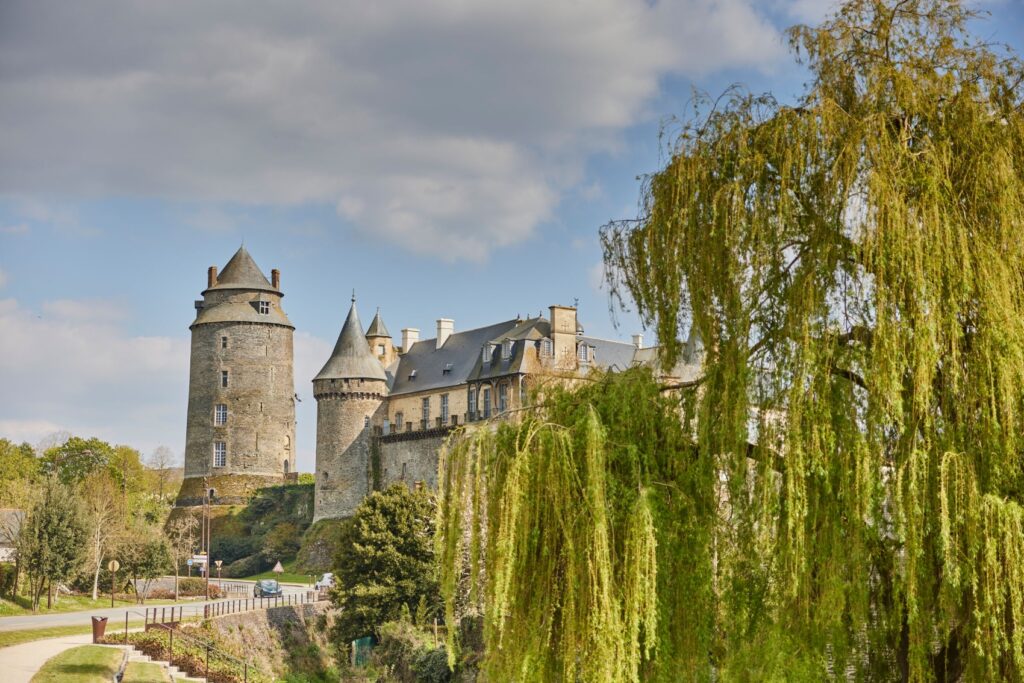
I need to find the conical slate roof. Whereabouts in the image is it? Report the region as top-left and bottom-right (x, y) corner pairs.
(315, 299), (388, 381)
(366, 308), (390, 338)
(205, 246), (279, 293)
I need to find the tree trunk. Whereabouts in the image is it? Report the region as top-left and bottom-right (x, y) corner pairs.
(46, 580), (52, 609)
(174, 562), (179, 601)
(91, 556), (101, 601)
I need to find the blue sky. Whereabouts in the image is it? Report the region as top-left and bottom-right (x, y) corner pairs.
(1, 0), (1022, 471)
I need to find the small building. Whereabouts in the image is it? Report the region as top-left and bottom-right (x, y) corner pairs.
(0, 509), (24, 563)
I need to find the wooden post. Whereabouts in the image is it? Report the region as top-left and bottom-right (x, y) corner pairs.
(125, 611), (128, 642)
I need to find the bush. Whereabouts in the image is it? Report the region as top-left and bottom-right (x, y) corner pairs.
(211, 536), (258, 565)
(262, 522), (301, 562)
(223, 553), (268, 578)
(373, 620), (451, 683)
(149, 583), (221, 600)
(102, 628), (265, 683)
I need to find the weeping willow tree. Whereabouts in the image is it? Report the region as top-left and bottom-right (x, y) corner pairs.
(438, 0), (1024, 680)
(437, 369), (715, 681)
(594, 0), (1024, 679)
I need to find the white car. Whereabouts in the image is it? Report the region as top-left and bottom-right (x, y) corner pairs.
(315, 572), (335, 591)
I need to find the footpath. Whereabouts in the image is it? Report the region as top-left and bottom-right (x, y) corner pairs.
(3, 631), (95, 683)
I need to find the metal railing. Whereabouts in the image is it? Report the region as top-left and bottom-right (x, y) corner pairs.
(202, 590), (324, 619)
(116, 608), (261, 683)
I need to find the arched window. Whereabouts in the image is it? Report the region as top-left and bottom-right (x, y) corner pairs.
(283, 459), (290, 474)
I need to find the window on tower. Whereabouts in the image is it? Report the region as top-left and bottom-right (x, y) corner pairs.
(221, 370), (229, 388)
(258, 301), (270, 314)
(213, 442), (226, 467)
(221, 336), (228, 349)
(214, 404), (227, 426)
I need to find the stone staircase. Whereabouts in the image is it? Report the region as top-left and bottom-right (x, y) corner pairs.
(122, 648), (206, 683)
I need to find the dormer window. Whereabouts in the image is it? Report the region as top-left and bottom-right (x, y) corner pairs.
(502, 339), (513, 360)
(482, 344), (493, 363)
(258, 301), (270, 315)
(541, 338), (553, 357)
(409, 369), (418, 380)
(443, 362), (454, 374)
(577, 343), (589, 362)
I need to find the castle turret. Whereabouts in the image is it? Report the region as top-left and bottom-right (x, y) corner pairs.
(313, 296), (389, 521)
(177, 246), (296, 506)
(366, 308), (398, 366)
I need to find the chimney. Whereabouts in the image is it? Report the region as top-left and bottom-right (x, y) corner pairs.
(271, 269), (280, 289)
(402, 328), (420, 352)
(632, 334), (643, 349)
(436, 319), (454, 349)
(207, 266), (218, 288)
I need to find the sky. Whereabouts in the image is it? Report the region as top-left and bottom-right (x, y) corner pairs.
(1, 0), (1022, 472)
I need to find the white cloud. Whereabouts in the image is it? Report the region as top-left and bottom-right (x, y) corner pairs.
(0, 297), (189, 455)
(1, 224), (30, 235)
(0, 0), (785, 260)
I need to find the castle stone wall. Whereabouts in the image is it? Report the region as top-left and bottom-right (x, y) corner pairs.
(312, 378), (386, 522)
(181, 316), (295, 500)
(376, 430), (449, 491)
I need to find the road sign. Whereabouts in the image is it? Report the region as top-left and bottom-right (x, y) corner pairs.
(186, 558), (193, 566)
(272, 561), (284, 574)
(107, 560), (120, 573)
(191, 555), (208, 565)
(214, 560), (223, 568)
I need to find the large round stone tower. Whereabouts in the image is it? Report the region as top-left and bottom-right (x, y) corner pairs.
(176, 246), (296, 506)
(313, 297), (389, 521)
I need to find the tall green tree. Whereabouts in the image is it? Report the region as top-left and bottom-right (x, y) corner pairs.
(592, 0), (1024, 679)
(0, 438), (38, 507)
(331, 484), (440, 645)
(18, 476), (87, 611)
(41, 437), (114, 485)
(118, 529), (170, 604)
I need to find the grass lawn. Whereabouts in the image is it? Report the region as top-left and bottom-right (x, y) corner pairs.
(30, 644), (123, 683)
(0, 593), (175, 617)
(239, 560), (317, 586)
(0, 620), (150, 649)
(122, 660), (169, 683)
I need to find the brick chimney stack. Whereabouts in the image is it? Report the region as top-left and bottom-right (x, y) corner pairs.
(271, 269), (280, 289)
(207, 266), (218, 288)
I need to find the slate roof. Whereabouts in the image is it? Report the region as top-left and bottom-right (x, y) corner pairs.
(315, 300), (389, 382)
(579, 335), (639, 370)
(366, 309), (390, 338)
(192, 300), (293, 329)
(390, 319), (522, 396)
(204, 246), (280, 294)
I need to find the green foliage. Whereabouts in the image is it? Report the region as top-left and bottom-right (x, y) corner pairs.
(438, 369), (710, 682)
(118, 530), (171, 603)
(297, 473), (315, 486)
(373, 620), (452, 683)
(595, 1), (1024, 679)
(262, 522), (302, 562)
(0, 438), (38, 506)
(41, 437), (114, 485)
(331, 483), (441, 645)
(211, 536), (258, 565)
(18, 475), (88, 610)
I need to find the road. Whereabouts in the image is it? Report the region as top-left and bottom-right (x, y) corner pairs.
(0, 578), (311, 632)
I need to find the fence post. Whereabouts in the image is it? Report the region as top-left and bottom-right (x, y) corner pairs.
(244, 661), (248, 683)
(169, 628), (174, 664)
(125, 611), (128, 642)
(206, 643), (210, 681)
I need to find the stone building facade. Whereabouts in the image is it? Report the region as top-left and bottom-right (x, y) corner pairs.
(176, 247), (296, 506)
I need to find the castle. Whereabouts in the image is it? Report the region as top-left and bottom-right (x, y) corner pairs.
(176, 247), (701, 519)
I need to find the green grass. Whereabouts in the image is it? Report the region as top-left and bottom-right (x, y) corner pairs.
(239, 560), (316, 586)
(0, 593), (175, 617)
(30, 644), (123, 683)
(0, 620), (156, 649)
(122, 660), (170, 683)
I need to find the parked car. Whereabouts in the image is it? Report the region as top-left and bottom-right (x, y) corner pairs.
(315, 573), (335, 591)
(254, 579), (283, 598)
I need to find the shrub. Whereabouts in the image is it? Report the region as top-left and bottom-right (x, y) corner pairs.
(211, 536), (258, 566)
(373, 620), (451, 683)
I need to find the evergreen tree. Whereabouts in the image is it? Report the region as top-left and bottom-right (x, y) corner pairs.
(331, 483), (440, 645)
(18, 475), (87, 611)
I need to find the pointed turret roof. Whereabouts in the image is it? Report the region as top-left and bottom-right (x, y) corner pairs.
(205, 245), (280, 294)
(314, 298), (388, 381)
(366, 308), (390, 338)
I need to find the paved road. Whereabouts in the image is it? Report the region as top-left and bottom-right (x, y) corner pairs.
(0, 579), (311, 632)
